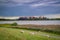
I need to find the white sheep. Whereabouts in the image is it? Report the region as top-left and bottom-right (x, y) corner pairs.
(46, 35), (50, 38)
(30, 32), (35, 35)
(20, 30), (24, 33)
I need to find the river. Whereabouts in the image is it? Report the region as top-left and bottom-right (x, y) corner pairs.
(0, 20), (60, 25)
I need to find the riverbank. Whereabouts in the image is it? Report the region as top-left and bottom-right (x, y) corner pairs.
(0, 24), (60, 35)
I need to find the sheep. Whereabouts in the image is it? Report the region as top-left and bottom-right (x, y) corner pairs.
(30, 32), (35, 35)
(20, 30), (24, 33)
(46, 35), (50, 38)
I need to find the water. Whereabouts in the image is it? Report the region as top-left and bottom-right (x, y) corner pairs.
(0, 20), (60, 25)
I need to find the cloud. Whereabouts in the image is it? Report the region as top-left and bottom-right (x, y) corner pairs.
(30, 0), (60, 7)
(0, 0), (36, 7)
(0, 0), (41, 6)
(44, 14), (60, 18)
(30, 3), (48, 7)
(0, 0), (60, 7)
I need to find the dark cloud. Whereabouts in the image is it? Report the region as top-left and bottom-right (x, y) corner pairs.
(0, 0), (60, 7)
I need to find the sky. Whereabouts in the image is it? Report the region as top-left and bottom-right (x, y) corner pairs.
(0, 0), (60, 18)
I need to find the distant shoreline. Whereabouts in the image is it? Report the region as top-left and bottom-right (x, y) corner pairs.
(0, 20), (60, 21)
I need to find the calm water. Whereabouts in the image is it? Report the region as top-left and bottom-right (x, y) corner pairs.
(0, 20), (60, 25)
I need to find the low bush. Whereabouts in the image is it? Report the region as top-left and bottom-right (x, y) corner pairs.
(11, 22), (17, 26)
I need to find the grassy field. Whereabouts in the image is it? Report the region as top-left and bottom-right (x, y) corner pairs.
(0, 24), (60, 40)
(0, 24), (60, 34)
(0, 27), (60, 40)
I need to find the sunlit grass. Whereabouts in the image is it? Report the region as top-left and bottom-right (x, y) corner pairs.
(0, 27), (60, 40)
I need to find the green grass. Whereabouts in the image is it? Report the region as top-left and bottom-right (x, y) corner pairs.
(0, 27), (60, 40)
(0, 24), (11, 27)
(0, 24), (60, 35)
